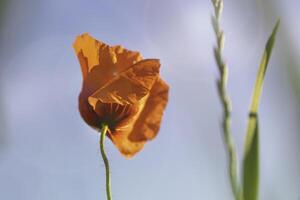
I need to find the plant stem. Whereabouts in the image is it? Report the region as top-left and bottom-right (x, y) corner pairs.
(211, 0), (241, 199)
(100, 124), (112, 200)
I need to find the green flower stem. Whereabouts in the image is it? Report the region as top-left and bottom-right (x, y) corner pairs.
(211, 0), (241, 199)
(100, 124), (112, 200)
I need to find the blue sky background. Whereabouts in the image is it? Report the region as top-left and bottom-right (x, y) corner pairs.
(0, 0), (299, 199)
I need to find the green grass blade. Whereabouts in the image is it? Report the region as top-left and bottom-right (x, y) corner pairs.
(243, 20), (280, 200)
(249, 20), (280, 113)
(243, 115), (259, 200)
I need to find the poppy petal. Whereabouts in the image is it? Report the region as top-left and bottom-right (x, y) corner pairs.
(110, 78), (169, 157)
(74, 34), (142, 78)
(74, 34), (144, 97)
(110, 134), (146, 158)
(78, 92), (101, 129)
(73, 33), (115, 79)
(129, 78), (169, 141)
(112, 45), (142, 72)
(88, 59), (160, 107)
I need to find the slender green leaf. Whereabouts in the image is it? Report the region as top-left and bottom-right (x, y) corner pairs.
(243, 115), (259, 200)
(243, 20), (280, 200)
(249, 20), (280, 114)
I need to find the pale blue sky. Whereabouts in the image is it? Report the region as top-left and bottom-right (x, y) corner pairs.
(0, 0), (299, 199)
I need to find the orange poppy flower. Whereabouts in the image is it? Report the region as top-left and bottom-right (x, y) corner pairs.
(73, 33), (169, 158)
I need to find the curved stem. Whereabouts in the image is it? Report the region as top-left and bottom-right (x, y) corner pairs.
(100, 124), (112, 200)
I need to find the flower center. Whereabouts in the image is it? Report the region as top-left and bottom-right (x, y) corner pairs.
(100, 103), (135, 131)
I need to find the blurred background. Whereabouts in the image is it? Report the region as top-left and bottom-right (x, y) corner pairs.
(0, 0), (299, 199)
